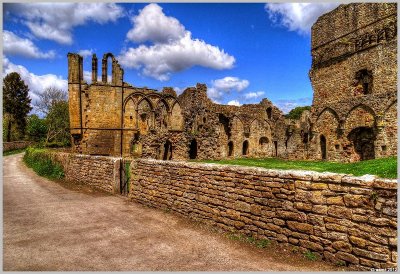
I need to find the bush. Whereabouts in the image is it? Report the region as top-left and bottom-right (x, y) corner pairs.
(23, 147), (64, 180)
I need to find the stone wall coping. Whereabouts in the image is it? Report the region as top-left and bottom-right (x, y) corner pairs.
(135, 158), (397, 186)
(53, 152), (121, 162)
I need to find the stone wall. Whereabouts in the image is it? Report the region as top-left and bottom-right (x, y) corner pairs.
(129, 159), (397, 270)
(3, 141), (32, 152)
(52, 152), (121, 193)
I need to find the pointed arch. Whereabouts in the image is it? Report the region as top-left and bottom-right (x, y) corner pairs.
(316, 107), (340, 123)
(344, 104), (376, 133)
(345, 104), (376, 120)
(123, 92), (146, 109)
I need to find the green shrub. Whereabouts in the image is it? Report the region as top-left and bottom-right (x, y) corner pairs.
(23, 147), (64, 180)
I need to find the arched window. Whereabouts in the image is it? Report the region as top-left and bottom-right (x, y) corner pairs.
(259, 137), (269, 152)
(189, 139), (197, 159)
(320, 135), (327, 160)
(266, 107), (272, 120)
(228, 141), (234, 157)
(355, 69), (373, 95)
(163, 140), (172, 160)
(242, 140), (249, 156)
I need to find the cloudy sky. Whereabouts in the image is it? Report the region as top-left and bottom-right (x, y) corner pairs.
(3, 3), (340, 113)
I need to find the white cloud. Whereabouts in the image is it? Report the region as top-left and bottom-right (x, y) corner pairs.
(212, 77), (249, 92)
(127, 3), (185, 44)
(119, 32), (234, 81)
(227, 100), (241, 106)
(78, 49), (93, 58)
(243, 91), (265, 100)
(207, 76), (249, 102)
(3, 57), (67, 103)
(118, 4), (235, 81)
(273, 97), (312, 114)
(6, 3), (124, 44)
(265, 3), (339, 34)
(173, 87), (184, 95)
(3, 30), (55, 59)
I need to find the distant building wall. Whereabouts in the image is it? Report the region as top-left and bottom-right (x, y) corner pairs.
(3, 141), (32, 152)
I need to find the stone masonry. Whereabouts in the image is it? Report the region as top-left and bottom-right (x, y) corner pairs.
(308, 3), (397, 162)
(68, 3), (397, 163)
(130, 158), (397, 270)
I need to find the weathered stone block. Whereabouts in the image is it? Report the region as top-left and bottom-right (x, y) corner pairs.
(294, 202), (312, 211)
(287, 221), (313, 234)
(343, 194), (369, 207)
(299, 239), (323, 251)
(326, 196), (344, 205)
(277, 211), (307, 222)
(327, 206), (352, 219)
(336, 251), (359, 264)
(353, 247), (390, 262)
(349, 236), (367, 247)
(312, 205), (327, 215)
(332, 241), (352, 252)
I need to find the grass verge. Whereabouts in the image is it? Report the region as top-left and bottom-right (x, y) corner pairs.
(199, 157), (397, 179)
(23, 147), (64, 180)
(3, 148), (26, 157)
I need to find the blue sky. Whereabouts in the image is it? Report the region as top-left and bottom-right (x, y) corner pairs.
(3, 2), (340, 113)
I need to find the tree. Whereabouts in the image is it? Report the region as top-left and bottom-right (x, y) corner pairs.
(45, 100), (71, 146)
(34, 86), (67, 115)
(3, 72), (32, 141)
(285, 106), (311, 120)
(26, 114), (47, 142)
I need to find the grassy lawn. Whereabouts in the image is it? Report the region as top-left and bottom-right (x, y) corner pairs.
(199, 157), (397, 179)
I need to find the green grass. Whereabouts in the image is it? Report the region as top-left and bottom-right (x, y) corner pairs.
(3, 148), (26, 156)
(226, 233), (271, 249)
(304, 251), (318, 261)
(198, 157), (397, 179)
(23, 147), (64, 180)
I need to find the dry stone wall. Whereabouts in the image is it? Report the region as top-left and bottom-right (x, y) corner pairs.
(3, 141), (32, 152)
(52, 152), (121, 193)
(130, 159), (397, 270)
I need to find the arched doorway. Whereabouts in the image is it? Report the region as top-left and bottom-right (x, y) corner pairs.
(228, 141), (234, 157)
(320, 135), (327, 160)
(259, 137), (269, 155)
(189, 139), (197, 159)
(163, 140), (172, 160)
(242, 140), (249, 156)
(347, 127), (376, 160)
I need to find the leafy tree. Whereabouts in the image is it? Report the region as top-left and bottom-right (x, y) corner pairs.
(45, 100), (71, 146)
(285, 106), (311, 120)
(34, 86), (67, 115)
(3, 72), (32, 141)
(26, 114), (47, 142)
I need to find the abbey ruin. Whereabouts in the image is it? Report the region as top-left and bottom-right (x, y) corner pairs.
(68, 3), (397, 163)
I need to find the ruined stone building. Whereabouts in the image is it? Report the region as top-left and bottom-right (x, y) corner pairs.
(68, 51), (287, 160)
(68, 3), (397, 162)
(307, 3), (397, 162)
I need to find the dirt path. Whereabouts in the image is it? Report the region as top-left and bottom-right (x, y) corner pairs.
(3, 153), (344, 271)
